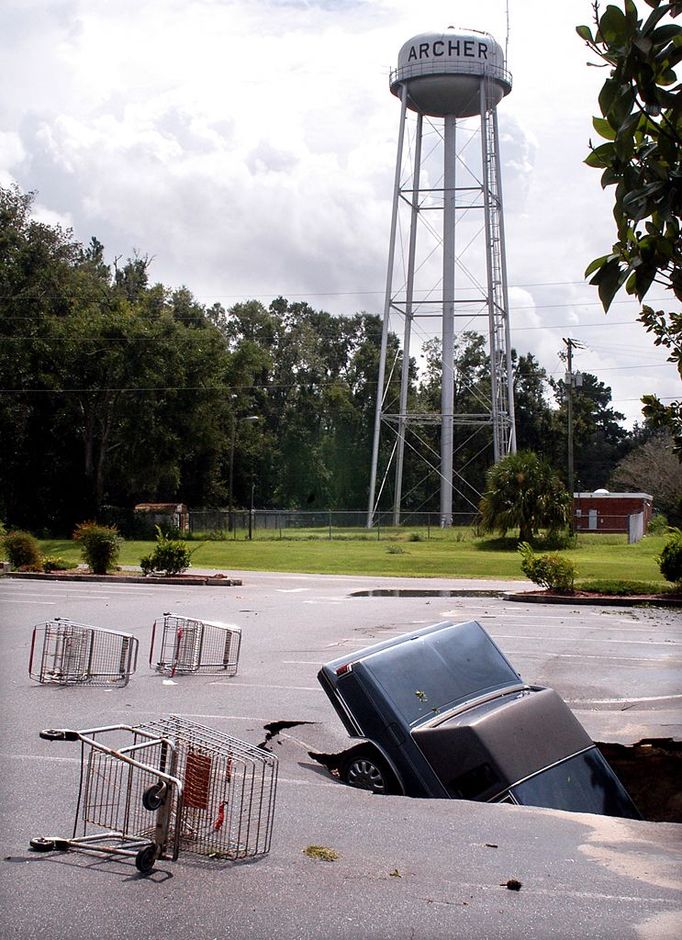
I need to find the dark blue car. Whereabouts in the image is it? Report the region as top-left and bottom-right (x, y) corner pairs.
(317, 619), (640, 818)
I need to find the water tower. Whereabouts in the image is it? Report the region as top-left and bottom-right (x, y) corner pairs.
(367, 28), (517, 527)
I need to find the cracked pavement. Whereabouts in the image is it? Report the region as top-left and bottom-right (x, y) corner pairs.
(1, 570), (680, 939)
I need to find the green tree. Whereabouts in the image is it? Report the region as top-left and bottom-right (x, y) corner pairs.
(577, 0), (682, 448)
(513, 352), (554, 454)
(0, 186), (235, 530)
(479, 451), (572, 542)
(549, 371), (629, 490)
(214, 298), (400, 512)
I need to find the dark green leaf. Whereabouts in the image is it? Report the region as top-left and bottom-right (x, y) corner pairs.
(598, 78), (621, 116)
(589, 257), (629, 310)
(651, 24), (681, 44)
(624, 0), (639, 22)
(634, 264), (657, 299)
(585, 254), (612, 277)
(609, 85), (637, 125)
(585, 142), (616, 167)
(600, 5), (629, 44)
(614, 129), (636, 160)
(641, 5), (673, 38)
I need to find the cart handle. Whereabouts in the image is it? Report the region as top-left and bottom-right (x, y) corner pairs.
(149, 618), (157, 669)
(40, 729), (80, 741)
(38, 726), (184, 798)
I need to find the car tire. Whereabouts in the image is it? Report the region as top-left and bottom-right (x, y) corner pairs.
(340, 748), (400, 795)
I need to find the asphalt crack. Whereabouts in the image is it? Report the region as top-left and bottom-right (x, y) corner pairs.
(258, 720), (314, 751)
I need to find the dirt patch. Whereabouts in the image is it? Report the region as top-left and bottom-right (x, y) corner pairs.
(597, 739), (682, 823)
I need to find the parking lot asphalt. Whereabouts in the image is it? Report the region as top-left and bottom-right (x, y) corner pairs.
(1, 571), (680, 939)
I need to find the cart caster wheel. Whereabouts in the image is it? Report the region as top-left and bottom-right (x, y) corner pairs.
(29, 838), (55, 852)
(135, 845), (157, 874)
(142, 783), (166, 811)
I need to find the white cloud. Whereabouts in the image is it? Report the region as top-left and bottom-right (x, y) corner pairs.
(0, 0), (678, 427)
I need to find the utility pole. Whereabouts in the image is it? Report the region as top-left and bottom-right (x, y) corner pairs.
(563, 338), (583, 497)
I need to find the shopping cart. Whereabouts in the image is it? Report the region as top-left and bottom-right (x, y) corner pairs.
(29, 618), (139, 687)
(30, 715), (278, 874)
(150, 612), (242, 677)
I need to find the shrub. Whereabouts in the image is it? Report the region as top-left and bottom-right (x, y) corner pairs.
(648, 513), (669, 535)
(42, 556), (75, 572)
(518, 542), (576, 593)
(406, 532), (423, 542)
(3, 530), (42, 570)
(537, 529), (576, 551)
(658, 530), (682, 584)
(140, 527), (194, 576)
(385, 544), (406, 555)
(73, 521), (121, 574)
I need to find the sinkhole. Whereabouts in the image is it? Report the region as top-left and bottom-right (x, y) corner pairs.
(308, 739), (681, 823)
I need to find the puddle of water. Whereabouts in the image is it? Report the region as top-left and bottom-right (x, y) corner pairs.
(350, 589), (501, 598)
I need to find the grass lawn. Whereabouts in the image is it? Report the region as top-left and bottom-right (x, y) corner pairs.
(35, 531), (672, 587)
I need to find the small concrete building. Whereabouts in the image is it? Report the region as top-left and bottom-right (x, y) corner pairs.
(134, 502), (190, 533)
(573, 490), (653, 537)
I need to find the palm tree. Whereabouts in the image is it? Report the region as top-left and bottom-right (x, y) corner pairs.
(479, 451), (571, 542)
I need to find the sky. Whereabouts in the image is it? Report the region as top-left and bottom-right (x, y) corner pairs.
(1, 0), (679, 431)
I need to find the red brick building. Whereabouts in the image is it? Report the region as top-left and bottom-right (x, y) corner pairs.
(573, 490), (653, 535)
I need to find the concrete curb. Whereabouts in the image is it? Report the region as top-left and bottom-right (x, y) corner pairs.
(2, 571), (243, 587)
(504, 591), (682, 608)
(3, 570), (679, 604)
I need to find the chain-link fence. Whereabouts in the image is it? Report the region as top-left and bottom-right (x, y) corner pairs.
(186, 509), (481, 540)
(101, 506), (646, 543)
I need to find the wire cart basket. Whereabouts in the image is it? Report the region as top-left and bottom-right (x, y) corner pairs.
(30, 715), (278, 874)
(150, 612), (242, 677)
(29, 618), (139, 687)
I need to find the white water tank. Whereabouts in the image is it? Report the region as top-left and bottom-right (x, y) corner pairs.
(390, 28), (511, 117)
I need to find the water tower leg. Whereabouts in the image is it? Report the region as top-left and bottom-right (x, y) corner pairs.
(367, 88), (409, 527)
(393, 113), (423, 526)
(440, 113), (456, 527)
(493, 107), (517, 455)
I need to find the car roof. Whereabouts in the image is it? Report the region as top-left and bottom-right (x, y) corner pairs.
(322, 620), (521, 727)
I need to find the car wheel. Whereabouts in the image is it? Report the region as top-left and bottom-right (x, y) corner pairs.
(340, 749), (399, 795)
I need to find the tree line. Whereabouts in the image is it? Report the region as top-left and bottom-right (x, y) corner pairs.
(1, 184), (677, 534)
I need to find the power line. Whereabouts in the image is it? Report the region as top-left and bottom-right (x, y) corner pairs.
(0, 374), (676, 395)
(2, 318), (668, 340)
(0, 292), (669, 323)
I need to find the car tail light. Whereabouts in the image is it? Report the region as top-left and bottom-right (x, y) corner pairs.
(335, 663), (352, 676)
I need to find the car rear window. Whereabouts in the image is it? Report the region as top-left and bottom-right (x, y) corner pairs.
(361, 622), (520, 726)
(511, 749), (640, 818)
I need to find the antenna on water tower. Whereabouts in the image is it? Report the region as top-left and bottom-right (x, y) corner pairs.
(505, 1), (511, 64)
(367, 27), (517, 528)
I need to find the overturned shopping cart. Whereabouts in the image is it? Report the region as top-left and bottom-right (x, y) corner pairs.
(150, 612), (242, 677)
(29, 618), (139, 687)
(30, 716), (278, 873)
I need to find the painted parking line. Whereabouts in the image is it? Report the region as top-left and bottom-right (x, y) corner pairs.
(0, 753), (337, 787)
(567, 692), (682, 705)
(491, 633), (678, 646)
(208, 681), (321, 692)
(519, 651), (682, 665)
